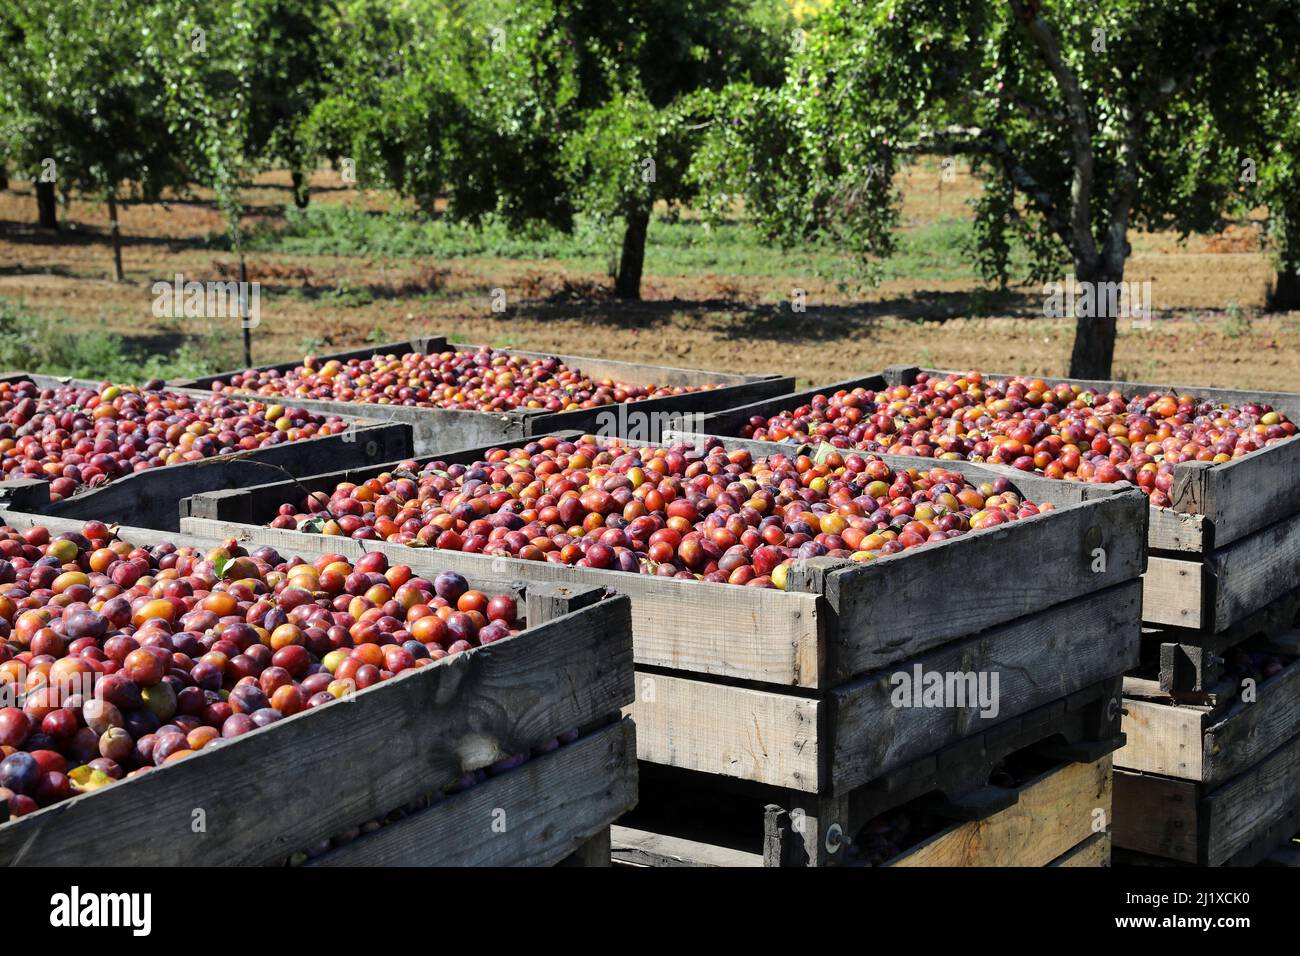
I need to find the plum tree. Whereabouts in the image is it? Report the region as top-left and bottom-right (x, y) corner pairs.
(0, 0), (188, 274)
(690, 0), (1300, 377)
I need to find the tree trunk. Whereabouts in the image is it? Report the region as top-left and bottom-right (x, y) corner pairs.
(36, 180), (58, 230)
(291, 170), (310, 209)
(615, 207), (651, 300)
(1067, 265), (1120, 379)
(107, 192), (125, 282)
(0, 166), (8, 191)
(239, 253), (253, 367)
(1267, 264), (1300, 312)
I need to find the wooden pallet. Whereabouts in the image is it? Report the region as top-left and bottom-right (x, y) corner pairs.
(611, 697), (1120, 868)
(0, 512), (636, 867)
(0, 373), (412, 532)
(171, 335), (794, 455)
(696, 364), (1300, 694)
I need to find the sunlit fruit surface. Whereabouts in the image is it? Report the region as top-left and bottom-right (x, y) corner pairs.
(270, 435), (1052, 587)
(740, 371), (1298, 507)
(0, 521), (523, 817)
(0, 380), (350, 501)
(210, 346), (716, 412)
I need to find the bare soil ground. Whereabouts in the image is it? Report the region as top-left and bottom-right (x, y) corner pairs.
(2, 167), (1297, 391)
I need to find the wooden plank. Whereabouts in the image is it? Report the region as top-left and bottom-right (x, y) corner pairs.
(825, 491), (1147, 678)
(1210, 506), (1300, 633)
(1116, 698), (1206, 780)
(887, 757), (1111, 867)
(1049, 831), (1112, 867)
(557, 828), (613, 867)
(1203, 729), (1300, 866)
(1143, 556), (1207, 629)
(1260, 842), (1300, 867)
(1112, 770), (1200, 863)
(1202, 653), (1300, 786)
(610, 824), (763, 867)
(1148, 508), (1209, 553)
(182, 517), (825, 688)
(0, 596), (633, 867)
(310, 720), (637, 867)
(830, 581), (1141, 791)
(626, 671), (821, 791)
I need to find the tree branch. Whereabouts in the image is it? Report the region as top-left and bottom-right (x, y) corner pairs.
(898, 124), (1076, 255)
(1007, 0), (1098, 272)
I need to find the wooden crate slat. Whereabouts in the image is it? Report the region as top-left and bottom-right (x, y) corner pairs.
(626, 671), (821, 791)
(831, 580), (1141, 791)
(1116, 699), (1206, 780)
(1112, 770), (1200, 863)
(610, 824), (764, 867)
(310, 719), (637, 867)
(0, 595), (633, 867)
(886, 757), (1111, 867)
(1210, 505), (1300, 633)
(1048, 831), (1112, 867)
(1203, 728), (1300, 866)
(1143, 557), (1207, 629)
(1148, 508), (1209, 553)
(825, 491), (1147, 677)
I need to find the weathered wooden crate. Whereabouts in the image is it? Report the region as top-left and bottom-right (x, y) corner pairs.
(0, 511), (636, 867)
(178, 430), (1147, 864)
(1113, 742), (1300, 867)
(1111, 625), (1300, 866)
(612, 689), (1120, 867)
(0, 373), (412, 532)
(171, 335), (794, 454)
(700, 365), (1300, 695)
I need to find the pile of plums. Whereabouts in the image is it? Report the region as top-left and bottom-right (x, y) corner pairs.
(741, 371), (1298, 508)
(0, 379), (351, 501)
(209, 346), (715, 412)
(269, 435), (1052, 588)
(0, 521), (523, 819)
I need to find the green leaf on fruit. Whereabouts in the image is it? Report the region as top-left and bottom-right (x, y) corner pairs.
(299, 517), (329, 535)
(213, 554), (232, 580)
(813, 442), (838, 465)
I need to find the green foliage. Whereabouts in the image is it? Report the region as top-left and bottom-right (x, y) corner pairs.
(0, 298), (226, 382)
(694, 0), (1300, 291)
(0, 0), (187, 201)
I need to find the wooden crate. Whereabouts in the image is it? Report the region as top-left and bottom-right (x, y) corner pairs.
(0, 511), (636, 867)
(178, 431), (1147, 864)
(1112, 625), (1300, 865)
(0, 373), (412, 532)
(171, 335), (794, 454)
(701, 365), (1300, 694)
(611, 707), (1119, 867)
(1113, 747), (1300, 867)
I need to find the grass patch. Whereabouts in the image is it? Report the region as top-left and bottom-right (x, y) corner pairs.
(242, 202), (1028, 287)
(0, 298), (235, 384)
